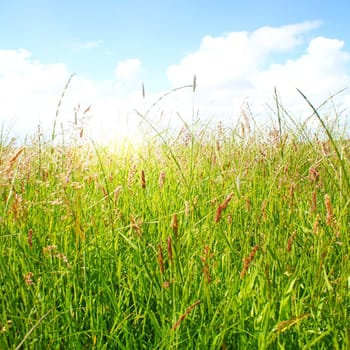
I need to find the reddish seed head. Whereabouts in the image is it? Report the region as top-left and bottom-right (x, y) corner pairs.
(171, 214), (178, 236)
(215, 192), (234, 223)
(310, 191), (317, 213)
(215, 205), (223, 224)
(23, 272), (34, 286)
(130, 215), (142, 237)
(28, 229), (33, 249)
(200, 245), (213, 283)
(245, 197), (251, 212)
(141, 170), (146, 189)
(171, 300), (201, 330)
(309, 167), (320, 183)
(240, 245), (259, 279)
(167, 236), (173, 262)
(313, 214), (320, 235)
(287, 231), (297, 252)
(324, 194), (333, 226)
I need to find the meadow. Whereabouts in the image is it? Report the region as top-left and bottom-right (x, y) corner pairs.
(0, 87), (349, 349)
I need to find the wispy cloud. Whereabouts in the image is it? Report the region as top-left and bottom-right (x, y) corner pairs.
(67, 40), (103, 50)
(79, 40), (103, 49)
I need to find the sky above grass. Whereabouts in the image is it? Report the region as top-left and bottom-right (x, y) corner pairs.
(1, 0), (350, 143)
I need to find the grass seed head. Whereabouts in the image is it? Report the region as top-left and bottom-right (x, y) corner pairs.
(23, 272), (34, 286)
(130, 215), (143, 237)
(113, 185), (122, 202)
(128, 164), (137, 188)
(324, 194), (333, 226)
(8, 147), (24, 171)
(313, 214), (320, 235)
(287, 231), (297, 252)
(141, 169), (146, 189)
(309, 167), (320, 183)
(185, 201), (190, 217)
(167, 236), (173, 263)
(240, 245), (259, 279)
(289, 183), (295, 205)
(310, 191), (317, 213)
(43, 245), (57, 255)
(171, 214), (178, 236)
(162, 281), (170, 289)
(215, 192), (233, 223)
(171, 300), (201, 331)
(159, 170), (166, 189)
(55, 252), (71, 267)
(27, 229), (33, 249)
(215, 205), (223, 224)
(245, 197), (251, 212)
(200, 245), (213, 283)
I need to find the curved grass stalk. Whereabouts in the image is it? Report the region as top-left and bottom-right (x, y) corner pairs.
(297, 88), (350, 193)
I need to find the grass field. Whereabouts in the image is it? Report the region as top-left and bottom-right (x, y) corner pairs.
(0, 90), (350, 349)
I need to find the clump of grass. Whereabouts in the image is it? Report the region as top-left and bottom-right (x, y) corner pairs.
(0, 88), (349, 349)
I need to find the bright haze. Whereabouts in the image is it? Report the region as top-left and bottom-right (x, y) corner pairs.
(1, 0), (350, 144)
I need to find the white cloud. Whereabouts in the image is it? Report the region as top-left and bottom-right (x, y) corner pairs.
(114, 58), (141, 80)
(167, 21), (321, 88)
(255, 37), (350, 97)
(0, 50), (144, 143)
(167, 21), (350, 128)
(1, 22), (350, 144)
(0, 49), (70, 137)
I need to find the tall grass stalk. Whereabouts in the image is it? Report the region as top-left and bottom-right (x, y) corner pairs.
(51, 73), (76, 142)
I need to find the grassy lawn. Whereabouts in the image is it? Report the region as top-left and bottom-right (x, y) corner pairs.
(0, 95), (349, 349)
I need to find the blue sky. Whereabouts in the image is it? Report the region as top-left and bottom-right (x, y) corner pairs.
(1, 0), (350, 142)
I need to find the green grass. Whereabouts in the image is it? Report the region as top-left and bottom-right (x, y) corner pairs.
(0, 97), (350, 349)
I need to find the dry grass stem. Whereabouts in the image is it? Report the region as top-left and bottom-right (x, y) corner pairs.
(8, 147), (24, 171)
